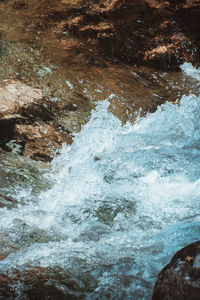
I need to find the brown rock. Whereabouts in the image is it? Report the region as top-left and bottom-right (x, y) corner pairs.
(152, 241), (200, 300)
(2, 0), (200, 71)
(14, 122), (72, 161)
(0, 80), (43, 116)
(0, 0), (200, 163)
(0, 80), (73, 161)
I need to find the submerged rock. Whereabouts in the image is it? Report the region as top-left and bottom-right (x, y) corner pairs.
(0, 150), (51, 200)
(152, 241), (200, 300)
(1, 0), (200, 70)
(0, 266), (97, 300)
(14, 122), (72, 161)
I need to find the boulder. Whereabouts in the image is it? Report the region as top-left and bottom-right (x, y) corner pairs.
(0, 80), (43, 116)
(0, 80), (73, 161)
(152, 241), (200, 300)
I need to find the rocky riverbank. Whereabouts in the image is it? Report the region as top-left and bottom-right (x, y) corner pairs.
(0, 0), (200, 161)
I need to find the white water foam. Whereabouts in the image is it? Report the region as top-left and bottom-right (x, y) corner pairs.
(0, 65), (200, 299)
(181, 62), (200, 81)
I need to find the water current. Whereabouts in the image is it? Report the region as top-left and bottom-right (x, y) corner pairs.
(0, 63), (200, 299)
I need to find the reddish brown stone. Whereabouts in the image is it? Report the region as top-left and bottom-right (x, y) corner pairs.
(152, 241), (200, 300)
(0, 255), (6, 260)
(0, 81), (43, 116)
(14, 122), (72, 161)
(1, 0), (200, 70)
(0, 80), (73, 161)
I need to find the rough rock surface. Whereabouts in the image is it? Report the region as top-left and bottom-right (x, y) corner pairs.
(1, 0), (200, 71)
(1, 0), (199, 70)
(0, 81), (72, 161)
(152, 241), (200, 300)
(0, 81), (42, 115)
(0, 266), (96, 300)
(0, 0), (200, 162)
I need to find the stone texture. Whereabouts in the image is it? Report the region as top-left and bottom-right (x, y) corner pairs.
(0, 80), (73, 161)
(14, 122), (72, 161)
(152, 241), (200, 300)
(0, 0), (200, 162)
(0, 266), (96, 300)
(1, 0), (200, 71)
(0, 80), (43, 116)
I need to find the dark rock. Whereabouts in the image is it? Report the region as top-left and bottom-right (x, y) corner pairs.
(59, 0), (200, 70)
(0, 266), (97, 300)
(152, 241), (200, 300)
(0, 40), (7, 57)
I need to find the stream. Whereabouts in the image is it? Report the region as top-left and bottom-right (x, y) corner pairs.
(0, 63), (200, 299)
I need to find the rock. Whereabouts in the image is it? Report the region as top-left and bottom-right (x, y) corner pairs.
(14, 122), (72, 161)
(0, 80), (42, 143)
(0, 255), (6, 260)
(0, 266), (97, 300)
(0, 81), (41, 151)
(47, 0), (200, 70)
(152, 241), (200, 300)
(0, 192), (17, 209)
(0, 150), (51, 199)
(0, 0), (200, 163)
(0, 80), (43, 116)
(0, 80), (73, 161)
(1, 0), (200, 71)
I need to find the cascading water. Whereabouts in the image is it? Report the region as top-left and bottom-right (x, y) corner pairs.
(0, 63), (200, 299)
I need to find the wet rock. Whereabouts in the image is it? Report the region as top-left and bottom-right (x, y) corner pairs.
(0, 80), (73, 161)
(0, 80), (42, 145)
(14, 122), (72, 161)
(0, 266), (97, 300)
(1, 0), (200, 71)
(0, 150), (51, 198)
(0, 255), (6, 260)
(0, 0), (200, 163)
(0, 192), (17, 208)
(0, 40), (7, 57)
(38, 0), (200, 70)
(152, 241), (200, 300)
(5, 139), (24, 155)
(0, 80), (43, 115)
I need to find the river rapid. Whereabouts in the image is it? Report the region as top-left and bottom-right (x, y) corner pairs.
(0, 63), (200, 299)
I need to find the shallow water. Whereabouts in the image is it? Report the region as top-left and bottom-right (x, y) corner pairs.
(0, 63), (200, 299)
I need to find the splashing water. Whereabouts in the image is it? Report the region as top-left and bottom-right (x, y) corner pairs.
(0, 63), (200, 299)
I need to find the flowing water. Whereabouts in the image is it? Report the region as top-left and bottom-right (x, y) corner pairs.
(0, 63), (200, 299)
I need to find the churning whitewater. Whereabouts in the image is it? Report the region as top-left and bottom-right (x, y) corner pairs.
(0, 63), (200, 299)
